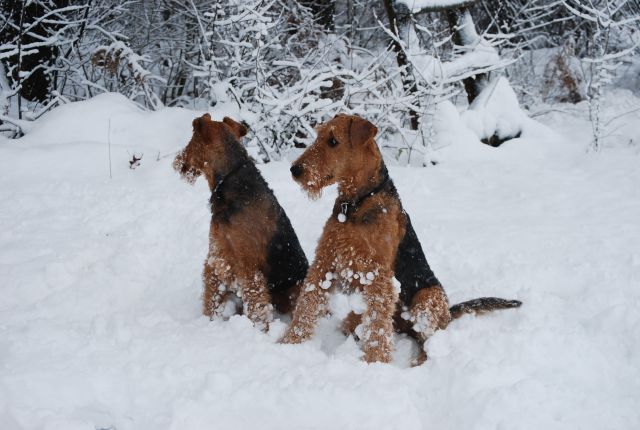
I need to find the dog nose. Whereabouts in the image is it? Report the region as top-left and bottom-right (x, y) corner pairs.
(290, 164), (303, 178)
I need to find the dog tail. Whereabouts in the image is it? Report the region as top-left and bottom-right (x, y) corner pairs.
(449, 297), (522, 320)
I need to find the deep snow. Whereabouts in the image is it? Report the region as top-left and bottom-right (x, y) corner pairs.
(1, 93), (639, 429)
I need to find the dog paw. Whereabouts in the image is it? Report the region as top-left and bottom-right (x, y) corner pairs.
(279, 326), (308, 344)
(363, 349), (393, 364)
(411, 350), (428, 367)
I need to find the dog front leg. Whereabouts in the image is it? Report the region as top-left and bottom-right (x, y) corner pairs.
(239, 271), (273, 331)
(280, 261), (334, 344)
(202, 254), (233, 319)
(360, 270), (399, 363)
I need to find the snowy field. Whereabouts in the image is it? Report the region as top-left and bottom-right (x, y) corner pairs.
(1, 93), (639, 429)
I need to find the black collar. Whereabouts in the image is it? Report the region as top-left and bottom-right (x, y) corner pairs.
(213, 163), (246, 196)
(338, 172), (390, 219)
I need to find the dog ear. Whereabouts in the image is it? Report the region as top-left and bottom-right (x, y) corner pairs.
(222, 117), (248, 139)
(349, 116), (377, 146)
(192, 113), (211, 134)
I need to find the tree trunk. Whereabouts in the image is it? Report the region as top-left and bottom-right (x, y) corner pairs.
(446, 7), (487, 104)
(382, 0), (419, 130)
(299, 0), (335, 31)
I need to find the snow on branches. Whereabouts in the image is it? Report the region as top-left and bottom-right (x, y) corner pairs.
(2, 0), (639, 155)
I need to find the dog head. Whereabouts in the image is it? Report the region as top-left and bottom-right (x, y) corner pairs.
(173, 114), (248, 185)
(290, 114), (378, 198)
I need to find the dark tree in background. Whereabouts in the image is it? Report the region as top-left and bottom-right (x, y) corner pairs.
(382, 0), (420, 130)
(445, 2), (488, 103)
(299, 0), (335, 31)
(1, 0), (72, 111)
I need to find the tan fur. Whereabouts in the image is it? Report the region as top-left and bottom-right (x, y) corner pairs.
(282, 115), (427, 363)
(283, 115), (521, 363)
(292, 114), (381, 200)
(175, 114), (278, 330)
(281, 114), (465, 364)
(409, 286), (451, 343)
(203, 196), (278, 329)
(172, 114), (247, 188)
(341, 311), (362, 336)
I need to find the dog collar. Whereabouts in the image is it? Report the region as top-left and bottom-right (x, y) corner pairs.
(337, 172), (390, 222)
(213, 163), (247, 195)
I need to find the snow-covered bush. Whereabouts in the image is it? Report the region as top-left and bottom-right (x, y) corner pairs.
(2, 0), (639, 155)
(0, 0), (163, 126)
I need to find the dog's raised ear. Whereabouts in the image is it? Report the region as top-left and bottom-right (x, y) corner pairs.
(349, 116), (377, 146)
(192, 113), (211, 133)
(222, 117), (248, 139)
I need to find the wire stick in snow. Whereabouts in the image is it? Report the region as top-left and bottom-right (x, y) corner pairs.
(108, 118), (112, 179)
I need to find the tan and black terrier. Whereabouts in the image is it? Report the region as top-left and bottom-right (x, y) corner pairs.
(281, 114), (520, 363)
(174, 114), (308, 330)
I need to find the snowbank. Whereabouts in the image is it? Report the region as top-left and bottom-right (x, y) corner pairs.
(18, 93), (241, 156)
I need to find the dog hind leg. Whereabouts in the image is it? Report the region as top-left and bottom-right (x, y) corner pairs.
(409, 285), (451, 363)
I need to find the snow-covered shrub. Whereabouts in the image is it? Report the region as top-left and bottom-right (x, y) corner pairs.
(0, 0), (163, 122)
(2, 0), (640, 156)
(186, 0), (455, 161)
(375, 0), (519, 161)
(563, 0), (640, 151)
(91, 41), (164, 110)
(183, 0), (325, 158)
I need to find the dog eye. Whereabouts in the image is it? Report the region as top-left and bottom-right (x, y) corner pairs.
(328, 137), (338, 147)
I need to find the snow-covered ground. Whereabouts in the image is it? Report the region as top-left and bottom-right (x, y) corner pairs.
(1, 93), (639, 429)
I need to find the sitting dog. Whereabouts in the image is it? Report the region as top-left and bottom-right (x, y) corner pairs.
(173, 114), (308, 330)
(281, 114), (520, 363)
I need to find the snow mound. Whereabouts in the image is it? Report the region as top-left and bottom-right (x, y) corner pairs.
(18, 93), (241, 156)
(462, 76), (532, 144)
